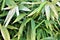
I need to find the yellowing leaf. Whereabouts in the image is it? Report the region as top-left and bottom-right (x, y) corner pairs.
(27, 1), (47, 17)
(18, 18), (32, 40)
(7, 25), (18, 30)
(49, 2), (58, 20)
(0, 24), (10, 40)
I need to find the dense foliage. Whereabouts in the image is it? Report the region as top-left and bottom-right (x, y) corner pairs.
(0, 0), (60, 40)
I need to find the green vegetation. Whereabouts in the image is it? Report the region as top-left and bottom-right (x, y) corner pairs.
(0, 0), (60, 40)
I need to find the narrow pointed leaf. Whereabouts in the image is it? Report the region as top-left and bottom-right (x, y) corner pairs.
(27, 24), (31, 40)
(6, 0), (17, 7)
(19, 5), (31, 11)
(45, 5), (50, 20)
(41, 37), (56, 40)
(31, 19), (36, 40)
(35, 20), (45, 29)
(7, 25), (18, 30)
(15, 6), (19, 16)
(0, 24), (10, 40)
(49, 2), (58, 20)
(1, 0), (5, 10)
(18, 18), (32, 40)
(4, 7), (16, 27)
(13, 13), (26, 23)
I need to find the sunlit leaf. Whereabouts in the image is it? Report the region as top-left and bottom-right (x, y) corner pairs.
(41, 37), (56, 40)
(49, 2), (58, 20)
(0, 24), (10, 40)
(4, 7), (16, 27)
(15, 6), (19, 16)
(21, 2), (41, 4)
(45, 5), (50, 20)
(56, 2), (60, 7)
(19, 5), (31, 11)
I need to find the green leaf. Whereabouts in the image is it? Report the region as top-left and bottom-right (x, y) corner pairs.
(18, 18), (32, 40)
(0, 0), (2, 3)
(13, 13), (26, 23)
(49, 2), (58, 20)
(6, 0), (17, 7)
(56, 2), (60, 7)
(41, 37), (56, 40)
(19, 5), (31, 11)
(7, 25), (18, 30)
(1, 0), (5, 10)
(27, 1), (47, 17)
(31, 19), (36, 40)
(0, 11), (7, 17)
(56, 6), (60, 11)
(45, 20), (53, 31)
(35, 20), (45, 29)
(27, 24), (31, 40)
(11, 38), (17, 40)
(45, 20), (49, 28)
(37, 29), (42, 40)
(0, 24), (10, 40)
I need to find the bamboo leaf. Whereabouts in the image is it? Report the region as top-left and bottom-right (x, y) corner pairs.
(35, 20), (45, 29)
(15, 6), (19, 16)
(1, 0), (5, 10)
(6, 0), (17, 7)
(31, 19), (36, 40)
(7, 25), (18, 30)
(11, 38), (17, 40)
(41, 37), (56, 40)
(37, 29), (42, 40)
(4, 7), (16, 27)
(19, 5), (31, 11)
(56, 2), (60, 7)
(13, 13), (26, 23)
(32, 1), (47, 18)
(27, 24), (31, 40)
(45, 5), (50, 21)
(18, 18), (32, 40)
(0, 24), (10, 40)
(27, 1), (47, 17)
(49, 2), (58, 20)
(0, 11), (7, 17)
